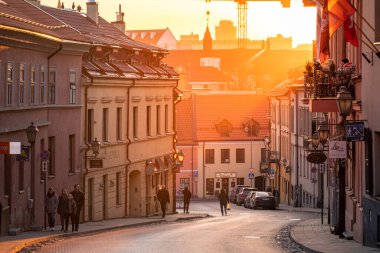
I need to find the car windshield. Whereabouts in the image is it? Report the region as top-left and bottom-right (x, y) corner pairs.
(256, 192), (272, 197)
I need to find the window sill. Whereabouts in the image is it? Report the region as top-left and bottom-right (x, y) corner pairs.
(68, 173), (75, 176)
(48, 175), (55, 179)
(19, 190), (25, 195)
(116, 204), (122, 208)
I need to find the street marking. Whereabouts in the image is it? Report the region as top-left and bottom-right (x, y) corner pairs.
(290, 218), (301, 221)
(243, 236), (261, 239)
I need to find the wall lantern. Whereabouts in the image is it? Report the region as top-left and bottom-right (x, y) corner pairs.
(336, 86), (353, 117)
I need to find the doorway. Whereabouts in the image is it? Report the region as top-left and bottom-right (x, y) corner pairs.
(102, 175), (108, 220)
(129, 171), (142, 217)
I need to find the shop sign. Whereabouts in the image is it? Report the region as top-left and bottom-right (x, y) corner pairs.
(307, 152), (327, 164)
(215, 172), (236, 178)
(328, 141), (347, 159)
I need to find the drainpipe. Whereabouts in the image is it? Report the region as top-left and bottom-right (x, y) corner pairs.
(276, 97), (282, 204)
(124, 79), (134, 217)
(82, 76), (93, 221)
(202, 141), (205, 199)
(173, 80), (181, 213)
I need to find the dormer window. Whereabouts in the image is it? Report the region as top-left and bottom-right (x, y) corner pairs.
(243, 118), (260, 137)
(216, 119), (232, 137)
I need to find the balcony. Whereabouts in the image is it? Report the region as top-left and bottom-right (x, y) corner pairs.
(302, 60), (355, 112)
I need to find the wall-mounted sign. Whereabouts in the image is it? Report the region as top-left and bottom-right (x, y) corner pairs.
(0, 142), (21, 155)
(89, 159), (103, 169)
(328, 140), (347, 159)
(345, 122), (365, 141)
(307, 152), (327, 164)
(215, 172), (237, 178)
(16, 145), (30, 161)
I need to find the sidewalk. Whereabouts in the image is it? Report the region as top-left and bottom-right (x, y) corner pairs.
(0, 211), (209, 253)
(278, 204), (380, 253)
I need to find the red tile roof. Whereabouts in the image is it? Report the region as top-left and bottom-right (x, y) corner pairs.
(176, 92), (270, 143)
(126, 29), (168, 45)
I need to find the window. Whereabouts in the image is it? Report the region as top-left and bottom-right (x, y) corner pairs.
(133, 106), (138, 138)
(69, 71), (76, 104)
(236, 148), (245, 163)
(206, 178), (214, 195)
(165, 104), (169, 133)
(87, 109), (94, 142)
(146, 106), (151, 136)
(69, 135), (75, 173)
(116, 172), (121, 205)
(116, 107), (122, 140)
(19, 63), (25, 105)
(7, 63), (13, 105)
(180, 178), (190, 190)
(48, 136), (55, 176)
(19, 161), (24, 191)
(237, 177), (244, 185)
(102, 108), (109, 142)
(30, 65), (36, 104)
(40, 66), (45, 104)
(40, 138), (45, 180)
(221, 149), (230, 163)
(156, 105), (161, 135)
(376, 1), (380, 42)
(48, 69), (56, 104)
(205, 149), (215, 164)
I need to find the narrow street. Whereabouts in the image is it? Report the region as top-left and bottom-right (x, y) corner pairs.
(36, 200), (318, 253)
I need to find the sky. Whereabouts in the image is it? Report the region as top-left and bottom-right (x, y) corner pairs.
(42, 0), (317, 47)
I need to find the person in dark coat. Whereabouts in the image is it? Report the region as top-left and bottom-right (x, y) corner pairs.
(45, 188), (59, 231)
(57, 189), (68, 231)
(70, 184), (84, 231)
(182, 187), (192, 214)
(157, 185), (170, 218)
(65, 194), (77, 232)
(218, 188), (229, 216)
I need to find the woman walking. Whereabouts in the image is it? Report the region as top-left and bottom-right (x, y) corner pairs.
(218, 188), (229, 216)
(45, 188), (59, 231)
(57, 189), (68, 231)
(64, 194), (77, 232)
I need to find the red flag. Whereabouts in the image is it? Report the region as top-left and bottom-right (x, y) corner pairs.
(344, 16), (358, 47)
(328, 0), (355, 36)
(318, 0), (330, 63)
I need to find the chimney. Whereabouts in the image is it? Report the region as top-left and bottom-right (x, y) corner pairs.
(27, 0), (41, 7)
(86, 0), (98, 25)
(111, 4), (126, 34)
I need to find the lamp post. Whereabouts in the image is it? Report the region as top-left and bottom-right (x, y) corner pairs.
(26, 122), (38, 225)
(244, 120), (254, 188)
(264, 136), (271, 191)
(318, 123), (329, 225)
(173, 150), (184, 213)
(336, 86), (353, 237)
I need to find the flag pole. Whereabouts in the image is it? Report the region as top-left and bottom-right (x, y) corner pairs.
(354, 22), (379, 53)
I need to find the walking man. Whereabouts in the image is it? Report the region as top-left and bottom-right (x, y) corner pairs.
(45, 188), (59, 231)
(157, 185), (170, 218)
(218, 188), (229, 216)
(182, 187), (191, 214)
(70, 184), (84, 231)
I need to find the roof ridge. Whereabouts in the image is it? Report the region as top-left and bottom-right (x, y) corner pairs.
(0, 12), (68, 29)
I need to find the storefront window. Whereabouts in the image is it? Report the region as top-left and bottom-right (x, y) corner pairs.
(206, 178), (214, 195)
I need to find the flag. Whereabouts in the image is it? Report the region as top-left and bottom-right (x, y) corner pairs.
(328, 0), (356, 36)
(317, 0), (330, 63)
(344, 16), (358, 47)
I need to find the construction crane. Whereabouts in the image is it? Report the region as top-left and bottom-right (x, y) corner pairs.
(205, 0), (291, 48)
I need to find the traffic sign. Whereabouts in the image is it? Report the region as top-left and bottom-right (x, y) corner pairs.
(248, 172), (255, 179)
(42, 161), (48, 172)
(40, 150), (50, 161)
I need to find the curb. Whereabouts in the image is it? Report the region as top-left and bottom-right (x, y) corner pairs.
(288, 222), (323, 253)
(9, 215), (209, 253)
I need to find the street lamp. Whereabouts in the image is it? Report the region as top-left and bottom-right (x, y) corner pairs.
(311, 132), (320, 149)
(336, 85), (353, 237)
(173, 149), (184, 213)
(244, 121), (254, 188)
(26, 122), (38, 226)
(317, 124), (329, 146)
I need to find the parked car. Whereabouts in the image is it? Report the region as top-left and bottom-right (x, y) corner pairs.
(250, 191), (276, 210)
(237, 187), (256, 206)
(244, 190), (256, 208)
(230, 185), (250, 204)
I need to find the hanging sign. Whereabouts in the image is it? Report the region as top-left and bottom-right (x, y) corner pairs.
(16, 145), (30, 161)
(328, 140), (347, 159)
(0, 142), (21, 155)
(345, 122), (365, 141)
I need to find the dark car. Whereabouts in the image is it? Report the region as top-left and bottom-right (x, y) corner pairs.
(237, 187), (256, 206)
(230, 185), (250, 204)
(251, 191), (276, 210)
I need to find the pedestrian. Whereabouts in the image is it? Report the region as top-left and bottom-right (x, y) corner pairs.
(57, 189), (68, 231)
(157, 185), (170, 218)
(70, 184), (84, 231)
(182, 187), (192, 214)
(64, 194), (77, 232)
(45, 188), (59, 231)
(218, 188), (229, 216)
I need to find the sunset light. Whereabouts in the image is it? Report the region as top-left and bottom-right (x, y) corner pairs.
(42, 0), (316, 47)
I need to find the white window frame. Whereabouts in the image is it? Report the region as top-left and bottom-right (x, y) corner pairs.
(19, 63), (26, 105)
(69, 71), (76, 104)
(6, 62), (13, 106)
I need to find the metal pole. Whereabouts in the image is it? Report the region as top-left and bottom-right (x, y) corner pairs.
(321, 170), (324, 224)
(30, 142), (36, 225)
(44, 169), (47, 230)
